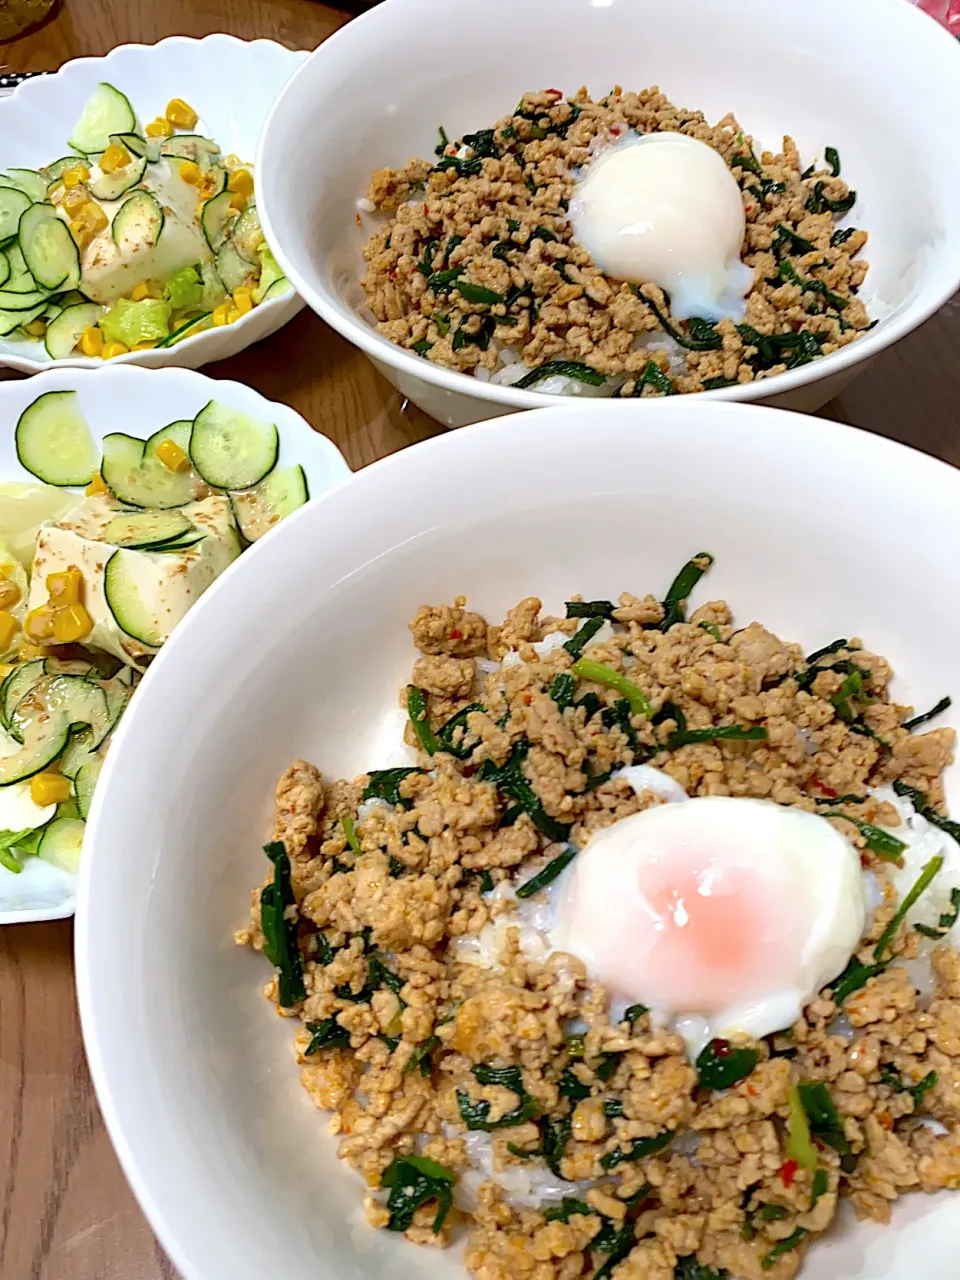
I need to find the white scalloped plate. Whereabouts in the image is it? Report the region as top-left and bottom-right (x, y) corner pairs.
(0, 35), (307, 373)
(0, 364), (350, 925)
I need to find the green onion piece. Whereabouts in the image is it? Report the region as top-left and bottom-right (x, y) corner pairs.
(516, 845), (579, 899)
(830, 956), (888, 1005)
(563, 616), (606, 659)
(304, 1017), (350, 1055)
(571, 658), (652, 717)
(660, 552), (714, 629)
(902, 695), (952, 732)
(806, 638), (848, 663)
(566, 599), (616, 619)
(632, 359), (676, 396)
(407, 685), (442, 754)
(915, 886), (960, 940)
(701, 376), (739, 390)
(762, 1229), (808, 1271)
(696, 1039), (759, 1090)
(819, 810), (906, 861)
(810, 1166), (829, 1209)
(775, 222), (816, 254)
(825, 146), (841, 177)
(341, 815), (362, 856)
(259, 841), (306, 1008)
(636, 289), (722, 351)
(543, 1197), (593, 1222)
(785, 1084), (817, 1170)
(435, 702), (483, 759)
(550, 672), (576, 712)
(600, 1130), (672, 1170)
(668, 724), (767, 748)
(874, 855), (944, 962)
(514, 360), (606, 389)
(404, 1034), (440, 1076)
(698, 620), (722, 641)
(362, 767), (424, 806)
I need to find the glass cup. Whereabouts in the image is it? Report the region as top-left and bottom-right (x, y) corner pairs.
(0, 0), (56, 41)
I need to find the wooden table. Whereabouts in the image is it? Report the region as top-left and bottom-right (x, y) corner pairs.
(0, 2), (958, 1276)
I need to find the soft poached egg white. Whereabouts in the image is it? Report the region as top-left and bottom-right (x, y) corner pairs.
(569, 132), (754, 321)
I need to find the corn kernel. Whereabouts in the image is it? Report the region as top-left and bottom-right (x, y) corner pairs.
(0, 611), (19, 650)
(99, 143), (131, 174)
(86, 471), (109, 496)
(145, 117), (174, 138)
(132, 340), (158, 350)
(62, 185), (89, 215)
(212, 303), (232, 327)
(69, 220), (93, 251)
(227, 168), (254, 197)
(177, 159), (202, 186)
(61, 164), (91, 189)
(24, 319), (46, 337)
(30, 772), (73, 806)
(80, 326), (104, 358)
(47, 569), (83, 606)
(102, 341), (130, 359)
(0, 579), (22, 609)
(226, 306), (241, 324)
(166, 98), (198, 129)
(228, 191), (247, 212)
(196, 175), (218, 201)
(53, 602), (94, 644)
(232, 286), (254, 316)
(0, 664), (13, 682)
(155, 439), (190, 473)
(81, 203), (108, 234)
(24, 607), (54, 640)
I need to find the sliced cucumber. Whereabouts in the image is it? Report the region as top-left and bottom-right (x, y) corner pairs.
(156, 312), (213, 349)
(43, 657), (95, 678)
(87, 154), (147, 201)
(5, 169), (47, 202)
(159, 135), (221, 166)
(215, 241), (255, 294)
(189, 401), (279, 490)
(37, 815), (85, 871)
(150, 531), (206, 553)
(199, 260), (227, 309)
(10, 674), (111, 747)
(41, 156), (83, 183)
(99, 673), (132, 741)
(200, 190), (234, 252)
(0, 303), (46, 337)
(60, 727), (97, 779)
(0, 658), (45, 733)
(75, 758), (102, 820)
(231, 465), (309, 542)
(231, 204), (263, 264)
(3, 243), (36, 291)
(19, 203), (82, 291)
(15, 390), (99, 486)
(0, 187), (31, 244)
(101, 432), (201, 508)
(109, 132), (160, 163)
(112, 190), (164, 252)
(0, 250), (8, 289)
(68, 82), (137, 154)
(0, 288), (50, 312)
(261, 277), (292, 302)
(103, 550), (165, 648)
(102, 510), (193, 548)
(44, 301), (103, 360)
(144, 419), (192, 458)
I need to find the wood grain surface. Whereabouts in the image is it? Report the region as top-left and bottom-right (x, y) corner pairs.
(0, 2), (958, 1277)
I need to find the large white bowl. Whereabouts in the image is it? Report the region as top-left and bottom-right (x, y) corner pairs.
(0, 35), (306, 373)
(257, 0), (960, 428)
(78, 400), (960, 1280)
(0, 363), (350, 926)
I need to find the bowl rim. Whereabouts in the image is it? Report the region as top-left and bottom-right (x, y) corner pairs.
(0, 34), (308, 374)
(257, 0), (960, 411)
(75, 397), (960, 1280)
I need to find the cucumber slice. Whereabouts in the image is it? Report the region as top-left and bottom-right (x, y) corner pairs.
(200, 190), (234, 252)
(144, 419), (192, 458)
(189, 401), (279, 490)
(68, 82), (137, 154)
(75, 758), (102, 820)
(0, 288), (50, 312)
(231, 465), (309, 542)
(15, 390), (99, 486)
(37, 815), (85, 871)
(199, 261), (227, 309)
(10, 674), (111, 748)
(99, 673), (132, 742)
(0, 187), (31, 243)
(44, 301), (103, 360)
(109, 133), (160, 163)
(103, 550), (165, 648)
(101, 432), (201, 508)
(215, 242), (255, 294)
(44, 657), (95, 677)
(59, 728), (96, 779)
(112, 190), (164, 252)
(41, 156), (83, 183)
(261, 277), (292, 302)
(156, 312), (213, 349)
(159, 135), (221, 165)
(3, 243), (36, 291)
(5, 169), (47, 202)
(19, 202), (82, 291)
(0, 250), (8, 289)
(149, 532), (206, 553)
(0, 658), (45, 733)
(87, 154), (147, 201)
(231, 204), (263, 264)
(102, 510), (193, 548)
(0, 303), (46, 337)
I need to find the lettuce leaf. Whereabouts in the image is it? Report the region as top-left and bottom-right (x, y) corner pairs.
(100, 297), (172, 347)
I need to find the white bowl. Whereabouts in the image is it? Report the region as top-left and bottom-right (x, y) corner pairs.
(0, 363), (350, 926)
(0, 35), (307, 373)
(257, 0), (960, 428)
(78, 400), (960, 1280)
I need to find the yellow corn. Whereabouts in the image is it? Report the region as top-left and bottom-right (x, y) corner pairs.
(24, 319), (46, 337)
(99, 143), (131, 173)
(165, 98), (198, 129)
(86, 471), (109, 496)
(145, 117), (174, 138)
(0, 663), (13, 682)
(177, 159), (202, 186)
(130, 281), (152, 301)
(212, 303), (232, 327)
(82, 203), (108, 234)
(69, 220), (93, 251)
(24, 607), (54, 640)
(102, 341), (130, 359)
(132, 340), (157, 350)
(155, 439), (190, 473)
(228, 191), (247, 212)
(80, 326), (104, 358)
(0, 579), (21, 610)
(47, 569), (83, 606)
(61, 164), (91, 189)
(232, 286), (254, 316)
(30, 772), (73, 806)
(53, 602), (94, 644)
(196, 175), (218, 201)
(0, 611), (19, 651)
(62, 185), (88, 215)
(227, 168), (254, 197)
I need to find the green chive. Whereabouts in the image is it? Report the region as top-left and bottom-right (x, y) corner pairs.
(571, 658), (653, 717)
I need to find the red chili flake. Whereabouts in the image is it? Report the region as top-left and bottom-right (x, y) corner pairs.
(779, 1160), (798, 1188)
(523, 694), (533, 705)
(811, 776), (838, 798)
(449, 629), (462, 640)
(354, 213), (362, 226)
(545, 88), (562, 99)
(712, 1038), (732, 1058)
(424, 205), (430, 216)
(860, 853), (871, 868)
